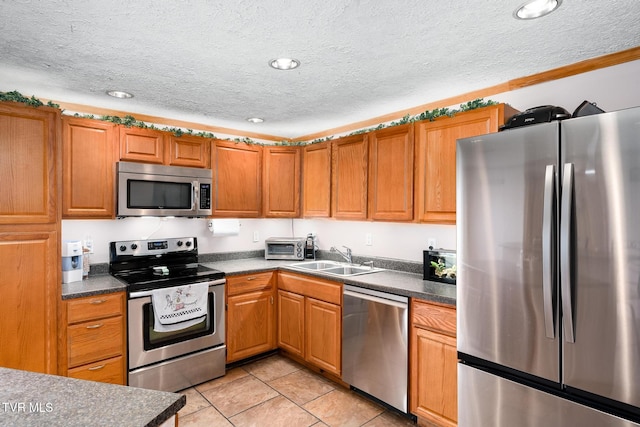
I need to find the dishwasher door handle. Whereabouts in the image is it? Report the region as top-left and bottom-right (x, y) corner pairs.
(343, 289), (408, 309)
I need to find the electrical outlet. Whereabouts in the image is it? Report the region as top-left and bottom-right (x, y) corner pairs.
(428, 238), (437, 249)
(253, 231), (259, 242)
(365, 233), (373, 246)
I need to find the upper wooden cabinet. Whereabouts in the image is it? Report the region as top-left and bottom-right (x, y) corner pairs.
(212, 140), (262, 217)
(263, 146), (300, 218)
(119, 126), (166, 164)
(62, 117), (117, 219)
(368, 123), (414, 221)
(331, 134), (368, 220)
(0, 103), (60, 224)
(167, 134), (210, 168)
(302, 141), (331, 218)
(414, 104), (516, 223)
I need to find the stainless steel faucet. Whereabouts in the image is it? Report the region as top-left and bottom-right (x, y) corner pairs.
(330, 246), (352, 264)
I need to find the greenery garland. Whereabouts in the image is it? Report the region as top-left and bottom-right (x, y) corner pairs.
(1, 90), (499, 145)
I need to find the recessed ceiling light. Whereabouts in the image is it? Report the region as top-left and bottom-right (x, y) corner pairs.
(106, 90), (134, 99)
(269, 58), (300, 70)
(513, 0), (561, 19)
(247, 117), (264, 123)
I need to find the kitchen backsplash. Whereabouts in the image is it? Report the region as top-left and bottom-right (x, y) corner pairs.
(62, 217), (456, 264)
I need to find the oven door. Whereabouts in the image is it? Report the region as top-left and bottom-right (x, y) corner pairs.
(128, 279), (225, 371)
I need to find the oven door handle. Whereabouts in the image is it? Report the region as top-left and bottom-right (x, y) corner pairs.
(128, 278), (226, 299)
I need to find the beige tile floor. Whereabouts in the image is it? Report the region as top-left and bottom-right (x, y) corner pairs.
(178, 354), (416, 427)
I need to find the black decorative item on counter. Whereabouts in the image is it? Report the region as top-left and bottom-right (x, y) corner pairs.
(424, 249), (457, 284)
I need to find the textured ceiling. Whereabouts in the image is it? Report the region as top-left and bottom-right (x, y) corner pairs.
(1, 0), (639, 139)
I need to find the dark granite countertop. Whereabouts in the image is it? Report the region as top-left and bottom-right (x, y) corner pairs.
(0, 367), (185, 427)
(63, 257), (455, 306)
(202, 258), (456, 306)
(61, 274), (127, 300)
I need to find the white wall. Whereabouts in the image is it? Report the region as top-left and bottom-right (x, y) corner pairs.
(61, 60), (640, 265)
(62, 217), (454, 263)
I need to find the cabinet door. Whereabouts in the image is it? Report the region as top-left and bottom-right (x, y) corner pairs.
(263, 146), (300, 217)
(167, 134), (210, 168)
(411, 326), (458, 427)
(227, 289), (276, 363)
(415, 105), (509, 224)
(368, 123), (414, 221)
(331, 134), (368, 219)
(302, 141), (331, 217)
(305, 297), (341, 375)
(0, 103), (59, 224)
(212, 140), (262, 217)
(62, 117), (117, 218)
(277, 290), (305, 358)
(0, 231), (58, 374)
(119, 126), (166, 164)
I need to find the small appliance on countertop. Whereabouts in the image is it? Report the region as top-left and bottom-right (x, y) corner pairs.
(304, 233), (316, 260)
(423, 249), (456, 284)
(265, 237), (305, 260)
(62, 240), (83, 283)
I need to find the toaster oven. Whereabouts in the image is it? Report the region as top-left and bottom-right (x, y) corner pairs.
(265, 237), (305, 260)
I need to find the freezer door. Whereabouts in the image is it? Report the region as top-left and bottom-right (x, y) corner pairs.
(459, 363), (640, 427)
(561, 107), (640, 408)
(457, 122), (560, 382)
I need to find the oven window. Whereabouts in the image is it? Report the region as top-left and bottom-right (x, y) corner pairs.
(268, 244), (294, 255)
(128, 179), (192, 209)
(143, 292), (215, 350)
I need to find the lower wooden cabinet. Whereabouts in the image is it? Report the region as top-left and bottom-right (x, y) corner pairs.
(226, 272), (277, 363)
(410, 299), (457, 426)
(59, 292), (126, 385)
(277, 271), (342, 376)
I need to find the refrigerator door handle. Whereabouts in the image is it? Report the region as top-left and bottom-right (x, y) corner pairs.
(542, 164), (557, 339)
(561, 162), (576, 343)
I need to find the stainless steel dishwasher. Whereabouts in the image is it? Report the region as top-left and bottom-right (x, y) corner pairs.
(342, 284), (409, 413)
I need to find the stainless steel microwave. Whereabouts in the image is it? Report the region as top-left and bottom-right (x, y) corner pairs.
(116, 161), (212, 217)
(265, 237), (305, 260)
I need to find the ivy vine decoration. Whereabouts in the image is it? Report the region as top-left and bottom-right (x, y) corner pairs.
(0, 90), (60, 109)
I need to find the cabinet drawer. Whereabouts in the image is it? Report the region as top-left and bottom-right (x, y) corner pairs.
(227, 272), (274, 296)
(412, 299), (456, 336)
(67, 316), (123, 367)
(67, 292), (124, 324)
(67, 355), (125, 385)
(278, 272), (341, 305)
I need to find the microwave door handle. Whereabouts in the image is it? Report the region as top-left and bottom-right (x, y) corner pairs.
(192, 181), (199, 211)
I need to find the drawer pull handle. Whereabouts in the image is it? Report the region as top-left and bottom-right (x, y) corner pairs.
(90, 299), (106, 304)
(88, 364), (105, 371)
(86, 324), (103, 329)
(246, 277), (257, 281)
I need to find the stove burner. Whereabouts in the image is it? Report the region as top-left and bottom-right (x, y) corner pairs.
(109, 237), (225, 293)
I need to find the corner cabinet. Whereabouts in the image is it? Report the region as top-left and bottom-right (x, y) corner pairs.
(62, 116), (117, 218)
(331, 134), (368, 220)
(368, 123), (414, 221)
(414, 104), (516, 224)
(0, 102), (60, 375)
(277, 271), (342, 376)
(410, 299), (457, 427)
(263, 146), (301, 218)
(226, 272), (277, 363)
(212, 140), (262, 217)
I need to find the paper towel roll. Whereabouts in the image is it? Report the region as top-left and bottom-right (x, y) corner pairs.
(207, 219), (240, 236)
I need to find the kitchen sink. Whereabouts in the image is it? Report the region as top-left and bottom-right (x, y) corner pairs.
(288, 260), (384, 277)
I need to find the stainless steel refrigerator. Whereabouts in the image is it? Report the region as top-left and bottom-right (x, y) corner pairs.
(456, 106), (640, 426)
